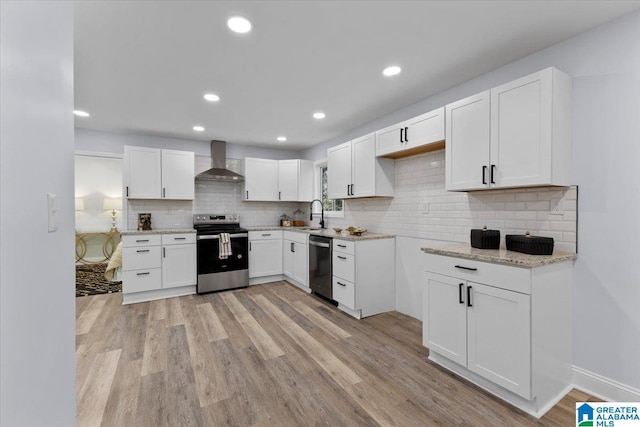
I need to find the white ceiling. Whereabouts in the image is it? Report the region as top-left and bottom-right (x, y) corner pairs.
(74, 1), (640, 150)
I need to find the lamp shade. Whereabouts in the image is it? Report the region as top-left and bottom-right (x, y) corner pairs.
(75, 198), (85, 211)
(102, 198), (122, 211)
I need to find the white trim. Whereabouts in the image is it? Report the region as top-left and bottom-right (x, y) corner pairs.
(75, 150), (123, 159)
(312, 158), (345, 218)
(572, 365), (640, 402)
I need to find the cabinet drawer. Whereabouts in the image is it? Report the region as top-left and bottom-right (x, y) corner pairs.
(122, 234), (162, 248)
(123, 268), (161, 293)
(333, 277), (355, 310)
(249, 230), (283, 241)
(333, 252), (355, 283)
(284, 231), (308, 244)
(424, 253), (531, 294)
(122, 246), (162, 271)
(333, 239), (355, 255)
(161, 233), (196, 245)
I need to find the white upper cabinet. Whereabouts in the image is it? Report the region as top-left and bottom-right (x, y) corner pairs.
(124, 146), (194, 200)
(446, 67), (572, 191)
(445, 91), (491, 191)
(244, 158), (313, 202)
(161, 149), (195, 199)
(277, 159), (314, 202)
(376, 107), (445, 158)
(244, 158), (278, 201)
(327, 133), (394, 199)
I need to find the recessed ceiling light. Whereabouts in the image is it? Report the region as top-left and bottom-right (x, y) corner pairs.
(73, 110), (90, 117)
(313, 112), (326, 120)
(277, 136), (287, 142)
(203, 93), (220, 102)
(193, 126), (205, 132)
(227, 16), (252, 34)
(382, 66), (402, 77)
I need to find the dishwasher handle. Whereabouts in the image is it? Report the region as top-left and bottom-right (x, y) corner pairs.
(309, 240), (331, 248)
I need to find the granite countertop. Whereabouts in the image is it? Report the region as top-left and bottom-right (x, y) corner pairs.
(121, 229), (196, 236)
(421, 243), (576, 268)
(244, 226), (395, 241)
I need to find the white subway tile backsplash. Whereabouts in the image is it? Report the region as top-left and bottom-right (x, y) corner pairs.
(325, 150), (577, 253)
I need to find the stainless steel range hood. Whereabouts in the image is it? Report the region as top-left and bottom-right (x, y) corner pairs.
(195, 140), (244, 182)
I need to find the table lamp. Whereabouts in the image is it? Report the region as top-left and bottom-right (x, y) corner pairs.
(102, 198), (122, 232)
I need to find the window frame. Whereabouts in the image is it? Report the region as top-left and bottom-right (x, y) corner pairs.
(312, 159), (345, 218)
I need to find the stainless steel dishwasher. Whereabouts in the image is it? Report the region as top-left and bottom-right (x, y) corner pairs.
(309, 235), (332, 300)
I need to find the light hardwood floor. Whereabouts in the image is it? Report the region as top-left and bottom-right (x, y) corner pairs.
(76, 281), (598, 426)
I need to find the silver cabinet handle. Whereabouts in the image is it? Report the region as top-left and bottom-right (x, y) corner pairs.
(136, 239), (149, 243)
(136, 249), (150, 253)
(337, 255), (347, 260)
(137, 272), (150, 276)
(174, 237), (186, 240)
(337, 281), (347, 287)
(262, 233), (271, 237)
(337, 244), (347, 248)
(163, 247), (166, 258)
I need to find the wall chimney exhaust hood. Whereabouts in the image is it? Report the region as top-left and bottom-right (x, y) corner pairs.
(195, 140), (244, 182)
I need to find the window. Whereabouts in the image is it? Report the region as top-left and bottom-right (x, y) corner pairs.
(313, 160), (344, 217)
(321, 166), (343, 212)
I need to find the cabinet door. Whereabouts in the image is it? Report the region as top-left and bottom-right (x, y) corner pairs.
(124, 146), (162, 199)
(405, 107), (445, 150)
(162, 244), (196, 288)
(445, 91), (491, 191)
(245, 158), (278, 201)
(375, 124), (404, 157)
(423, 273), (467, 367)
(161, 149), (194, 200)
(283, 239), (295, 278)
(327, 141), (351, 199)
(351, 133), (375, 197)
(292, 242), (308, 287)
(467, 282), (531, 399)
(277, 159), (299, 201)
(249, 239), (283, 278)
(490, 68), (552, 188)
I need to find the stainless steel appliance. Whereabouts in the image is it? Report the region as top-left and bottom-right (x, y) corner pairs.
(194, 214), (248, 294)
(195, 141), (244, 182)
(309, 235), (332, 299)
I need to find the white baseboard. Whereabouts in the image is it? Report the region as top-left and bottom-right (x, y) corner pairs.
(572, 366), (640, 402)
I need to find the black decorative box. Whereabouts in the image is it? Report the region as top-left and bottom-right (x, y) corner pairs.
(470, 227), (500, 249)
(505, 233), (554, 255)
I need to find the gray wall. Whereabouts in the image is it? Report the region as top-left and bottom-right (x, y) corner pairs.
(1, 1), (77, 425)
(76, 128), (302, 160)
(304, 10), (640, 391)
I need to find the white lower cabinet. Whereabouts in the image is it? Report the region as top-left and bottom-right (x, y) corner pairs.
(283, 231), (308, 290)
(249, 231), (283, 280)
(331, 237), (395, 318)
(122, 233), (196, 304)
(423, 253), (572, 417)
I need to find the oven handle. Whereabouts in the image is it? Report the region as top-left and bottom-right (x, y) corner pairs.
(197, 233), (248, 240)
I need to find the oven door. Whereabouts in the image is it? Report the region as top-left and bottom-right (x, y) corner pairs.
(197, 233), (249, 274)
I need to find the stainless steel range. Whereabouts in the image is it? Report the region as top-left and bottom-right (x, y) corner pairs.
(194, 214), (249, 294)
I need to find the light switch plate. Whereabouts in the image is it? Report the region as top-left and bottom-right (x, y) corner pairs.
(47, 193), (58, 232)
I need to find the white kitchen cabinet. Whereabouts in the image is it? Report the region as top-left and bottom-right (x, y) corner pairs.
(161, 149), (195, 199)
(277, 159), (314, 202)
(161, 234), (196, 289)
(244, 158), (313, 202)
(122, 232), (197, 304)
(124, 146), (162, 199)
(124, 146), (194, 200)
(445, 67), (572, 191)
(376, 107), (445, 158)
(248, 231), (283, 278)
(283, 231), (308, 289)
(422, 252), (573, 417)
(331, 237), (395, 318)
(327, 133), (394, 199)
(244, 158), (278, 201)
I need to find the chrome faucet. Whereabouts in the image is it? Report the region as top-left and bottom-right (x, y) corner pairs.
(309, 199), (326, 229)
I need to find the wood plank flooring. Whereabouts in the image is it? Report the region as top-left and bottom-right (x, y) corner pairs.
(76, 281), (598, 426)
